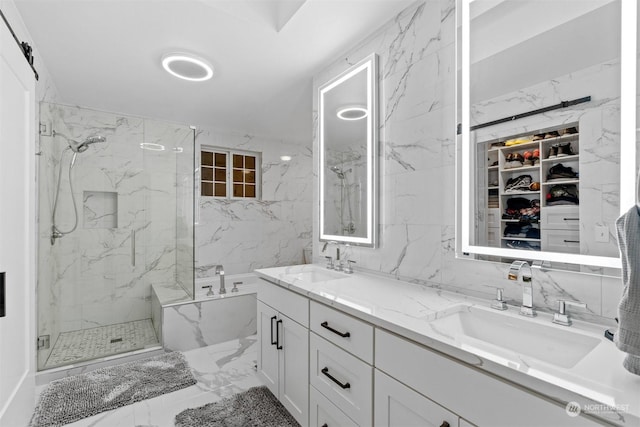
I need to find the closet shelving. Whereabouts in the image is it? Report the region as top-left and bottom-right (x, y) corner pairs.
(483, 125), (580, 253)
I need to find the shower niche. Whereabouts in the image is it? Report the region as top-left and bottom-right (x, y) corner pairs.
(83, 190), (118, 229)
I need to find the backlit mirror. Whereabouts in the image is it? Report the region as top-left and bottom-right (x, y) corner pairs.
(319, 53), (378, 246)
(458, 0), (636, 271)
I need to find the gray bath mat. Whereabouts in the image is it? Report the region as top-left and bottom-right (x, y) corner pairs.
(31, 351), (196, 427)
(175, 385), (300, 427)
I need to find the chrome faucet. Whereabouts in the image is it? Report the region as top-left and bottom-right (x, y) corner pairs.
(508, 260), (536, 317)
(215, 264), (226, 294)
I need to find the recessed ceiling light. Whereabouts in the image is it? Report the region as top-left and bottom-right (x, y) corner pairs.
(162, 53), (214, 82)
(140, 143), (165, 151)
(336, 106), (368, 121)
(280, 155), (292, 161)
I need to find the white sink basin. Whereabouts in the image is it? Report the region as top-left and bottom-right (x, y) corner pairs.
(290, 269), (346, 283)
(429, 305), (601, 369)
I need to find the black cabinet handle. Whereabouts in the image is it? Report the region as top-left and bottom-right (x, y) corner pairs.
(563, 240), (580, 243)
(440, 422), (450, 427)
(270, 316), (277, 345)
(276, 319), (283, 350)
(563, 217), (579, 221)
(321, 367), (350, 389)
(320, 321), (350, 338)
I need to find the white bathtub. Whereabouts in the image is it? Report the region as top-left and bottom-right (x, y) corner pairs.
(194, 273), (258, 300)
(155, 273), (258, 352)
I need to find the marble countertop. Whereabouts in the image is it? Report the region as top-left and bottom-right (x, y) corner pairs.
(255, 264), (640, 426)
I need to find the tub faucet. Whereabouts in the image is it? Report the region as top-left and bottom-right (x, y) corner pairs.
(508, 260), (536, 317)
(215, 265), (226, 294)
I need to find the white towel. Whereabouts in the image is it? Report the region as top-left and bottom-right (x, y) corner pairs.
(615, 205), (640, 375)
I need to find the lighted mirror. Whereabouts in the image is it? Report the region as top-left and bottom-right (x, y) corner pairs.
(458, 0), (636, 271)
(319, 53), (378, 246)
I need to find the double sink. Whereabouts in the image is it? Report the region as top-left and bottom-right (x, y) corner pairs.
(277, 264), (603, 371)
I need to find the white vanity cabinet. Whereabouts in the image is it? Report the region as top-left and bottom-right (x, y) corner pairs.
(309, 301), (374, 426)
(374, 369), (461, 427)
(375, 329), (602, 427)
(257, 280), (309, 426)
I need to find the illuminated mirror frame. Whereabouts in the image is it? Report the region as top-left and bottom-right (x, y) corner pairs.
(459, 0), (636, 269)
(319, 53), (378, 247)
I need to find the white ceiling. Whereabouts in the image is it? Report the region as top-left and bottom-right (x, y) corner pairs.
(15, 0), (416, 141)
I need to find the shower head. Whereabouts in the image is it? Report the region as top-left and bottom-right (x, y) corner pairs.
(329, 166), (351, 179)
(70, 135), (106, 153)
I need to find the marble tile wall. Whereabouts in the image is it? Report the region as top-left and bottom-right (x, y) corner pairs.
(312, 0), (627, 323)
(194, 127), (312, 278)
(162, 294), (257, 352)
(37, 103), (191, 368)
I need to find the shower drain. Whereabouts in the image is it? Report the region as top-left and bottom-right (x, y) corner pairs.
(110, 338), (123, 344)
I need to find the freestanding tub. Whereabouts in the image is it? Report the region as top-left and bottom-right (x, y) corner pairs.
(151, 273), (257, 352)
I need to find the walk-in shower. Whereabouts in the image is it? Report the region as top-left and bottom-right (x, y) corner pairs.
(329, 165), (356, 235)
(37, 102), (195, 371)
(50, 132), (106, 245)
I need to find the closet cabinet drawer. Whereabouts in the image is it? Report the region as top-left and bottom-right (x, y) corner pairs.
(310, 385), (359, 427)
(310, 301), (373, 364)
(541, 206), (579, 230)
(310, 333), (372, 426)
(257, 278), (308, 327)
(541, 229), (580, 253)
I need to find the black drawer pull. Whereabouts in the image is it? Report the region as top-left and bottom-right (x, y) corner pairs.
(563, 217), (579, 221)
(276, 319), (283, 350)
(321, 367), (350, 389)
(563, 240), (580, 243)
(270, 316), (277, 345)
(320, 321), (351, 338)
(440, 422), (450, 427)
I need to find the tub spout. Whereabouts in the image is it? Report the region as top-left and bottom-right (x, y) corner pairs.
(215, 265), (226, 294)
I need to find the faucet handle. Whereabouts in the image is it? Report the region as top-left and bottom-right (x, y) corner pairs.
(553, 300), (587, 326)
(491, 288), (507, 310)
(324, 256), (334, 270)
(344, 260), (356, 274)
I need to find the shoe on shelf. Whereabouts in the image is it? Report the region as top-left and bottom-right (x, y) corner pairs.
(556, 142), (575, 157)
(548, 144), (558, 159)
(504, 174), (533, 192)
(505, 137), (533, 146)
(532, 134), (545, 141)
(560, 127), (578, 135)
(544, 131), (560, 139)
(546, 184), (579, 205)
(531, 148), (540, 165)
(528, 182), (540, 191)
(547, 163), (578, 180)
(507, 153), (524, 168)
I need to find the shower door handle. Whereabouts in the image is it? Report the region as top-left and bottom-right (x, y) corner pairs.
(131, 230), (136, 267)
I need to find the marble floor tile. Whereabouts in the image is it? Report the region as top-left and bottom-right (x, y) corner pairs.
(37, 335), (260, 427)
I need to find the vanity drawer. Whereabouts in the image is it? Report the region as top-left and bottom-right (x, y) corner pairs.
(310, 385), (359, 427)
(541, 229), (580, 254)
(310, 301), (373, 364)
(310, 333), (372, 426)
(257, 278), (308, 327)
(375, 329), (601, 427)
(541, 206), (579, 230)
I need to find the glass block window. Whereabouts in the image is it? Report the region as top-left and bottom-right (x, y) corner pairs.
(201, 147), (260, 199)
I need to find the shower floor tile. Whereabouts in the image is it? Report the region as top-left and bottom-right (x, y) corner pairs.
(44, 319), (159, 369)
